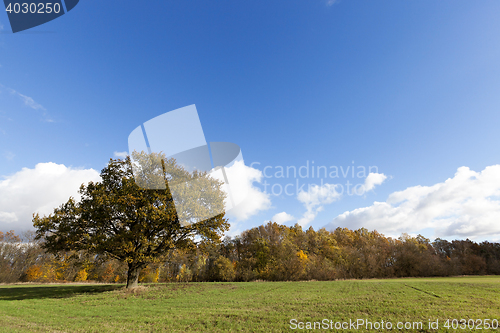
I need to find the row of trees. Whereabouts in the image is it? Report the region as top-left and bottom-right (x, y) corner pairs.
(2, 223), (499, 284)
(3, 155), (498, 287)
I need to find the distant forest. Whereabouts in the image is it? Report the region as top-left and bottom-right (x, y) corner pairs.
(1, 222), (499, 284)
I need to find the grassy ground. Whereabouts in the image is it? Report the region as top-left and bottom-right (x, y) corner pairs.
(0, 276), (499, 332)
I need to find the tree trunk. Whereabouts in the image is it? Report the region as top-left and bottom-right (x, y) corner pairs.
(126, 264), (142, 288)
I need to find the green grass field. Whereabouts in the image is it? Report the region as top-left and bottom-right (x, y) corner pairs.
(0, 276), (499, 332)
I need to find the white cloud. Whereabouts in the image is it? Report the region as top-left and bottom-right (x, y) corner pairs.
(114, 151), (128, 159)
(297, 183), (341, 226)
(326, 0), (339, 6)
(225, 161), (271, 221)
(326, 165), (500, 240)
(271, 211), (294, 224)
(352, 172), (387, 195)
(17, 93), (45, 111)
(6, 88), (46, 111)
(0, 160), (271, 232)
(0, 212), (17, 223)
(0, 163), (101, 232)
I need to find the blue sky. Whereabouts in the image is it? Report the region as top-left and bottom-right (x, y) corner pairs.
(1, 0), (500, 241)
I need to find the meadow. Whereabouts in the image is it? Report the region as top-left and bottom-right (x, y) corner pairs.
(0, 276), (499, 332)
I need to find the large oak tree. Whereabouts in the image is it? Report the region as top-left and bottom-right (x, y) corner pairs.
(33, 152), (229, 288)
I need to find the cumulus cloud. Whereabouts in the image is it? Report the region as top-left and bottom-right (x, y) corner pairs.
(297, 183), (342, 226)
(326, 165), (500, 240)
(0, 163), (101, 232)
(352, 172), (387, 195)
(225, 161), (272, 221)
(113, 151), (128, 159)
(271, 212), (294, 225)
(178, 160), (271, 236)
(0, 212), (17, 224)
(294, 173), (387, 226)
(0, 159), (270, 232)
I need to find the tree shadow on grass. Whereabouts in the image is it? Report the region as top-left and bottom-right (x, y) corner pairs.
(0, 284), (123, 301)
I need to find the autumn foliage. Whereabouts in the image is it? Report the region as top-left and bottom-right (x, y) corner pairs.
(2, 221), (499, 284)
(32, 154), (229, 288)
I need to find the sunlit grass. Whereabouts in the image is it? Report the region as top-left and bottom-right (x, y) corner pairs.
(0, 276), (499, 332)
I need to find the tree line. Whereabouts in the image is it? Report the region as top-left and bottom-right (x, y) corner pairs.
(1, 222), (499, 284)
(3, 155), (499, 286)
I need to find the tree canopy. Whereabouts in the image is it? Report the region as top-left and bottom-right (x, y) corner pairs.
(33, 152), (229, 288)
